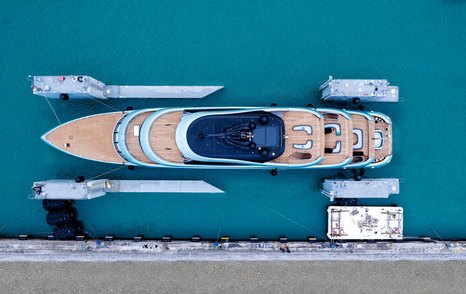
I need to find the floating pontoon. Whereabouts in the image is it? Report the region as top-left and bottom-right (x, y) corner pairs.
(320, 76), (399, 103)
(321, 178), (400, 201)
(31, 179), (224, 200)
(30, 75), (223, 99)
(327, 206), (403, 240)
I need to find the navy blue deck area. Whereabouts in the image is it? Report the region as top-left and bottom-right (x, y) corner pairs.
(186, 111), (285, 162)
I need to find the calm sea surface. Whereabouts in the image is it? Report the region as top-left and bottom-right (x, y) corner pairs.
(0, 0), (465, 240)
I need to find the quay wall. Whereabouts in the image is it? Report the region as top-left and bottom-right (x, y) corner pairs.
(1, 239), (466, 261)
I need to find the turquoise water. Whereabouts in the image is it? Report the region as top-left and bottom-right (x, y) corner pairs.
(1, 0), (465, 240)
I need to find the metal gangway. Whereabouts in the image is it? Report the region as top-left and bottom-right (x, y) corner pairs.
(31, 179), (224, 200)
(30, 75), (223, 99)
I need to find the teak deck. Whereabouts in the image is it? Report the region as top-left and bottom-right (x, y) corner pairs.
(125, 111), (154, 163)
(148, 111), (184, 163)
(351, 113), (375, 161)
(320, 113), (352, 165)
(374, 118), (392, 160)
(45, 112), (126, 164)
(274, 111), (323, 164)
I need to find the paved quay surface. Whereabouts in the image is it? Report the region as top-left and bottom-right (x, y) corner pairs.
(1, 261), (466, 293)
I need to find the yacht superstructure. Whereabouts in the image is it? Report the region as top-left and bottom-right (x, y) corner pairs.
(42, 107), (392, 169)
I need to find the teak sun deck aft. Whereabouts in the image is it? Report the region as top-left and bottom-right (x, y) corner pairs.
(42, 107), (393, 169)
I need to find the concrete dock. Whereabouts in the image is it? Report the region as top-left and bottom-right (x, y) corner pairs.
(1, 239), (466, 262)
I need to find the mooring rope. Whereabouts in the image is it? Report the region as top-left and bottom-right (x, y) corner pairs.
(262, 204), (328, 240)
(71, 204), (98, 239)
(216, 225), (222, 242)
(89, 97), (120, 112)
(43, 96), (61, 124)
(0, 204), (43, 234)
(425, 221), (446, 244)
(87, 165), (126, 181)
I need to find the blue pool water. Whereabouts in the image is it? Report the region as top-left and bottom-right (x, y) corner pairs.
(0, 0), (465, 240)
